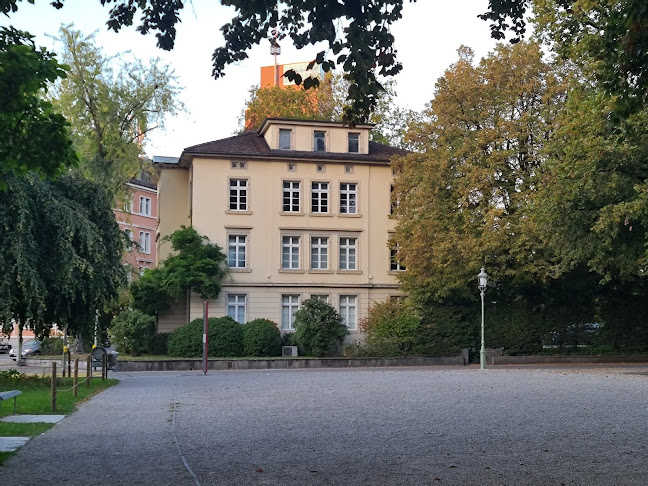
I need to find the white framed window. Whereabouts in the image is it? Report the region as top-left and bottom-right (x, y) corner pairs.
(348, 132), (359, 153)
(340, 183), (357, 214)
(282, 236), (300, 269)
(310, 236), (328, 270)
(229, 179), (248, 211)
(231, 161), (247, 169)
(314, 130), (326, 152)
(228, 235), (247, 268)
(339, 295), (357, 330)
(281, 294), (300, 330)
(311, 294), (330, 304)
(279, 128), (292, 150)
(390, 185), (399, 215)
(139, 196), (151, 216)
(123, 196), (133, 213)
(124, 229), (134, 250)
(339, 237), (357, 270)
(139, 231), (151, 254)
(283, 181), (300, 212)
(390, 246), (406, 271)
(227, 294), (247, 324)
(311, 182), (329, 213)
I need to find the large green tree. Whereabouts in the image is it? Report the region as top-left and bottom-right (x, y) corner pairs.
(394, 42), (565, 302)
(0, 173), (126, 359)
(50, 25), (182, 202)
(0, 26), (77, 189)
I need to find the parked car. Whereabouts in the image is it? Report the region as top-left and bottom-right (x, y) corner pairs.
(0, 336), (10, 353)
(9, 339), (42, 360)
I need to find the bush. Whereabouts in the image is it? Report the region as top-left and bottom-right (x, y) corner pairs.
(41, 337), (64, 355)
(149, 333), (169, 355)
(109, 309), (156, 356)
(360, 299), (421, 356)
(167, 317), (243, 358)
(293, 298), (348, 357)
(242, 319), (281, 357)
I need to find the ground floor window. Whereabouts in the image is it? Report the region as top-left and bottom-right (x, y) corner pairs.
(281, 294), (300, 330)
(227, 294), (246, 324)
(339, 295), (357, 330)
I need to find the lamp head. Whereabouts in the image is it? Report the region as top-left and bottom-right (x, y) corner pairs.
(477, 267), (488, 290)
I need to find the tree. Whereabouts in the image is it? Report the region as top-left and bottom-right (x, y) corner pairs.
(484, 0), (648, 118)
(293, 298), (347, 357)
(0, 26), (77, 190)
(0, 173), (126, 360)
(394, 42), (565, 302)
(50, 25), (182, 201)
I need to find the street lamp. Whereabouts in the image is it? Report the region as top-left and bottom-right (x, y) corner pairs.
(477, 267), (488, 370)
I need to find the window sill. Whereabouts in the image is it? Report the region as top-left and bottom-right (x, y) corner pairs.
(308, 269), (334, 274)
(388, 270), (406, 275)
(226, 210), (253, 215)
(278, 269), (305, 274)
(309, 212), (333, 217)
(337, 269), (362, 275)
(338, 213), (362, 218)
(229, 268), (252, 273)
(280, 212), (305, 216)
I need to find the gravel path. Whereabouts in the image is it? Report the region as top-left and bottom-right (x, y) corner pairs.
(2, 366), (648, 485)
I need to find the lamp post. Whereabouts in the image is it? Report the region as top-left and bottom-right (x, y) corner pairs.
(477, 267), (488, 370)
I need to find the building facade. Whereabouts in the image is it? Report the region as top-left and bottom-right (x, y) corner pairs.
(114, 175), (158, 280)
(156, 118), (407, 341)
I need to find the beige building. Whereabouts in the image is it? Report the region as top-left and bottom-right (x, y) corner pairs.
(156, 118), (407, 341)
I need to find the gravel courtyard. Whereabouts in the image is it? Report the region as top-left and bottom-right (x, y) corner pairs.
(2, 366), (648, 485)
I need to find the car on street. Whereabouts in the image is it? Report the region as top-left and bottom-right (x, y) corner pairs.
(9, 339), (42, 360)
(0, 335), (10, 353)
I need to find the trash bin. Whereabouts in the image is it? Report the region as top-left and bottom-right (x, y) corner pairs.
(91, 346), (118, 371)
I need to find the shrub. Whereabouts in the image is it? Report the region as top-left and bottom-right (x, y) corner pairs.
(360, 299), (421, 356)
(149, 333), (169, 355)
(167, 316), (243, 358)
(293, 298), (348, 357)
(242, 319), (281, 357)
(109, 308), (156, 356)
(41, 337), (64, 355)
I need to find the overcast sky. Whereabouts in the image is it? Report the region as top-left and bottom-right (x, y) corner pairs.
(5, 0), (500, 157)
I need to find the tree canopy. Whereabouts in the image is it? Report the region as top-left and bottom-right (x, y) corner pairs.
(0, 173), (126, 340)
(50, 25), (182, 202)
(0, 27), (77, 189)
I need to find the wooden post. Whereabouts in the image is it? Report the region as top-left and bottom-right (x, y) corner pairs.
(86, 355), (92, 388)
(73, 358), (79, 398)
(51, 362), (57, 412)
(102, 353), (106, 381)
(67, 350), (72, 378)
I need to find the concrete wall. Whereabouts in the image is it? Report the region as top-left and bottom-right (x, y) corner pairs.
(157, 168), (190, 263)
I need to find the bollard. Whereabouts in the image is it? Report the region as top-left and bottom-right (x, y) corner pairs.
(73, 358), (79, 398)
(51, 362), (57, 412)
(86, 355), (92, 388)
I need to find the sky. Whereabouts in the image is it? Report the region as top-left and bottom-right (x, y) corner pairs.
(4, 0), (500, 158)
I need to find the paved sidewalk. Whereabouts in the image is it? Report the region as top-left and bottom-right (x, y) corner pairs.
(1, 367), (648, 485)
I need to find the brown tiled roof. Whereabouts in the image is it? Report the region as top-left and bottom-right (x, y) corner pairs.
(180, 131), (408, 165)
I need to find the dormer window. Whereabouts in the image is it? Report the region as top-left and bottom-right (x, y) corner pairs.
(314, 131), (326, 152)
(348, 132), (359, 153)
(279, 129), (292, 150)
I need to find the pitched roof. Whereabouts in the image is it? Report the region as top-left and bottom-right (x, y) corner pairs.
(179, 131), (407, 166)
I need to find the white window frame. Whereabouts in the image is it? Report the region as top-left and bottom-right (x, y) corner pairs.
(340, 183), (357, 214)
(313, 130), (326, 152)
(390, 246), (406, 271)
(348, 132), (359, 153)
(228, 235), (247, 269)
(139, 196), (152, 216)
(339, 295), (357, 330)
(311, 181), (329, 214)
(311, 294), (330, 304)
(279, 128), (292, 150)
(124, 229), (134, 250)
(281, 294), (300, 330)
(310, 236), (329, 270)
(282, 235), (301, 270)
(229, 178), (248, 211)
(139, 231), (151, 254)
(339, 237), (357, 270)
(227, 294), (247, 324)
(283, 180), (301, 213)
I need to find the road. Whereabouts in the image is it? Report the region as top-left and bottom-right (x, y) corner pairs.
(1, 366), (648, 485)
